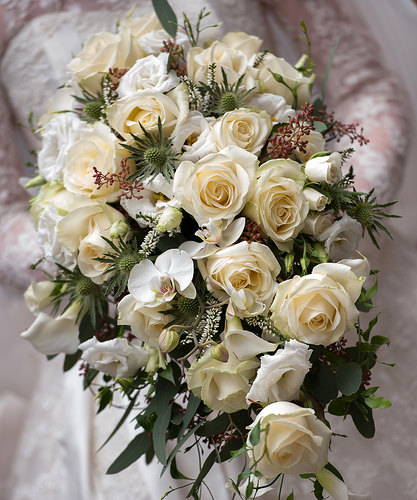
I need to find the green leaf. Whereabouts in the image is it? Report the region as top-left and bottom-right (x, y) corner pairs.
(170, 456), (192, 480)
(371, 335), (390, 347)
(249, 421), (261, 446)
(196, 412), (229, 437)
(246, 480), (254, 498)
(362, 315), (379, 341)
(365, 396), (391, 409)
(106, 432), (150, 474)
(313, 480), (324, 499)
(186, 450), (216, 497)
(159, 364), (176, 385)
(83, 368), (98, 389)
(152, 0), (177, 38)
(97, 386), (113, 414)
(286, 493), (295, 500)
(153, 404), (172, 465)
(328, 397), (350, 416)
(178, 392), (201, 438)
(335, 363), (362, 396)
(309, 362), (338, 404)
(361, 386), (378, 397)
(350, 401), (375, 438)
(322, 34), (341, 98)
(63, 351), (79, 372)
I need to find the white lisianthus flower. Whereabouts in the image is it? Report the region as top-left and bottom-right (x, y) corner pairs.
(118, 12), (161, 58)
(79, 337), (149, 378)
(58, 202), (125, 281)
(246, 402), (332, 476)
(338, 257), (370, 280)
(178, 114), (217, 162)
(128, 249), (196, 307)
(270, 262), (364, 346)
(198, 241), (280, 315)
(23, 281), (56, 315)
(244, 159), (309, 251)
(173, 145), (258, 225)
(211, 109), (272, 155)
(294, 131), (326, 163)
(117, 295), (174, 348)
(38, 113), (83, 182)
(303, 212), (333, 240)
(248, 93), (295, 123)
(305, 152), (343, 184)
(38, 85), (77, 127)
(187, 348), (259, 413)
(67, 30), (135, 93)
(246, 340), (312, 405)
(21, 302), (81, 355)
(303, 187), (328, 212)
(138, 28), (188, 55)
(256, 53), (312, 106)
(117, 53), (179, 97)
(37, 204), (77, 269)
(63, 122), (126, 202)
(321, 214), (362, 261)
(107, 84), (189, 142)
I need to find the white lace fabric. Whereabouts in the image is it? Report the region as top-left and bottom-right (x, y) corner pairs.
(0, 1), (416, 499)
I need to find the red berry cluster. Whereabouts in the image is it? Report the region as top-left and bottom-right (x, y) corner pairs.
(93, 158), (144, 200)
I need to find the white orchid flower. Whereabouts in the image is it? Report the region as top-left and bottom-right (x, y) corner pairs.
(128, 249), (196, 306)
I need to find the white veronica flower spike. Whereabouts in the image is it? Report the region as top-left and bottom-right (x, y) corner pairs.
(128, 249), (196, 306)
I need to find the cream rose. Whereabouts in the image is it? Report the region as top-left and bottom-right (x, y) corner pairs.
(63, 122), (125, 202)
(173, 145), (258, 225)
(117, 295), (174, 348)
(257, 53), (312, 106)
(244, 159), (309, 251)
(211, 109), (272, 155)
(303, 187), (328, 211)
(221, 32), (263, 58)
(305, 152), (343, 184)
(198, 241), (280, 311)
(246, 401), (332, 476)
(270, 262), (363, 346)
(187, 348), (259, 413)
(295, 131), (326, 163)
(246, 340), (312, 405)
(67, 30), (134, 93)
(79, 337), (149, 378)
(321, 214), (362, 261)
(118, 12), (161, 57)
(58, 203), (124, 280)
(107, 85), (188, 142)
(303, 212), (333, 240)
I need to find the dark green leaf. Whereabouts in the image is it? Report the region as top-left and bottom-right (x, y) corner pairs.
(153, 404), (172, 465)
(362, 315), (379, 341)
(159, 364), (176, 385)
(361, 386), (378, 397)
(97, 387), (113, 414)
(371, 335), (390, 347)
(350, 401), (375, 438)
(286, 492), (294, 500)
(186, 450), (216, 497)
(246, 480), (254, 498)
(313, 479), (324, 499)
(325, 462), (344, 481)
(152, 0), (177, 38)
(336, 363), (362, 396)
(106, 432), (150, 474)
(219, 436), (244, 463)
(249, 421), (261, 446)
(170, 456), (192, 480)
(196, 412), (229, 437)
(309, 362), (338, 404)
(178, 392), (201, 438)
(63, 351), (79, 372)
(83, 368), (98, 389)
(328, 397), (351, 416)
(365, 396), (391, 409)
(78, 313), (95, 343)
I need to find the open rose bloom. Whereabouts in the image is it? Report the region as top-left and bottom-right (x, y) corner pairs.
(21, 5), (394, 499)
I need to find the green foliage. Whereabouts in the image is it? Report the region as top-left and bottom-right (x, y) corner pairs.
(180, 8), (218, 47)
(335, 363), (362, 396)
(152, 0), (177, 38)
(107, 432), (151, 474)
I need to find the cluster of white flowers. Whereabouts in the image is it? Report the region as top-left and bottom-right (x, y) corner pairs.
(22, 9), (382, 498)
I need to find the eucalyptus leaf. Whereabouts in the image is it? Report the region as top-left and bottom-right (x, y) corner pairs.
(336, 363), (362, 396)
(196, 412), (229, 437)
(309, 362), (338, 404)
(246, 480), (254, 498)
(153, 403), (172, 465)
(350, 401), (375, 438)
(63, 351), (79, 372)
(286, 493), (294, 500)
(152, 0), (177, 38)
(186, 449), (216, 497)
(106, 432), (150, 474)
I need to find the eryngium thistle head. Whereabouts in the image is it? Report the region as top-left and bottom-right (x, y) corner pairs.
(76, 276), (96, 296)
(352, 202), (374, 226)
(177, 296), (200, 316)
(220, 92), (238, 112)
(144, 147), (168, 167)
(118, 254), (139, 273)
(83, 101), (103, 121)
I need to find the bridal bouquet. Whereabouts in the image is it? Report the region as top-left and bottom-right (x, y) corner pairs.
(22, 1), (395, 498)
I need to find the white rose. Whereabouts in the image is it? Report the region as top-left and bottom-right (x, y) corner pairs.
(187, 41), (254, 85)
(248, 93), (294, 123)
(173, 145), (258, 225)
(211, 109), (272, 155)
(117, 294), (174, 348)
(244, 159), (309, 250)
(295, 131), (326, 163)
(38, 113), (83, 182)
(246, 340), (312, 405)
(198, 241), (280, 312)
(117, 53), (179, 97)
(107, 85), (188, 141)
(303, 212), (333, 240)
(63, 122), (126, 202)
(321, 214), (362, 261)
(118, 12), (161, 50)
(270, 262), (363, 345)
(303, 187), (328, 211)
(187, 348), (259, 413)
(24, 281), (56, 315)
(21, 302), (81, 355)
(67, 30), (134, 93)
(257, 54), (312, 106)
(58, 203), (124, 280)
(305, 152), (343, 184)
(37, 204), (78, 269)
(80, 337), (149, 378)
(246, 401), (331, 476)
(221, 32), (263, 58)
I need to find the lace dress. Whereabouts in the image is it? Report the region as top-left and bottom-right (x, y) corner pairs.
(1, 0), (416, 498)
